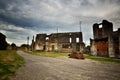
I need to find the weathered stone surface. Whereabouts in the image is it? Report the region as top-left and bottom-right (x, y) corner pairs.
(90, 20), (120, 58)
(32, 32), (85, 52)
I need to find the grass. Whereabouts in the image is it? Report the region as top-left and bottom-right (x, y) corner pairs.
(27, 51), (120, 64)
(0, 50), (24, 80)
(27, 51), (69, 58)
(84, 54), (120, 63)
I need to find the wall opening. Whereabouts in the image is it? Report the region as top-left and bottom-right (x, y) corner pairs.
(76, 37), (79, 43)
(99, 24), (102, 28)
(69, 37), (72, 43)
(46, 37), (49, 40)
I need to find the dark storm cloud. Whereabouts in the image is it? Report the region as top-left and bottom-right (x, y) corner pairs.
(0, 13), (48, 28)
(0, 0), (37, 27)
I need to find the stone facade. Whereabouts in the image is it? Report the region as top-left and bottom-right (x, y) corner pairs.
(32, 32), (85, 52)
(90, 20), (120, 58)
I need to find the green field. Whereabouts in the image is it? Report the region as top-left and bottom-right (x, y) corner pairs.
(27, 51), (69, 58)
(84, 54), (120, 63)
(27, 51), (120, 63)
(0, 50), (24, 80)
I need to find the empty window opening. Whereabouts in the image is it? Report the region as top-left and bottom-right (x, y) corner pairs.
(69, 37), (72, 43)
(99, 24), (102, 28)
(46, 37), (49, 40)
(76, 37), (79, 43)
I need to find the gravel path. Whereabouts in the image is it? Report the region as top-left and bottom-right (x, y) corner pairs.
(13, 51), (120, 80)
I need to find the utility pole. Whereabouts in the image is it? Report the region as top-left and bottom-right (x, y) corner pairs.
(79, 21), (82, 52)
(27, 36), (29, 51)
(57, 27), (59, 52)
(57, 27), (58, 34)
(79, 21), (81, 32)
(32, 36), (34, 51)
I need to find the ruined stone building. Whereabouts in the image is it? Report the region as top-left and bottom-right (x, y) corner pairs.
(31, 32), (85, 52)
(90, 20), (120, 58)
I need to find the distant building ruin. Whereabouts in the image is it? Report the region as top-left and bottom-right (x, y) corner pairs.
(0, 32), (7, 50)
(90, 20), (120, 58)
(31, 32), (85, 52)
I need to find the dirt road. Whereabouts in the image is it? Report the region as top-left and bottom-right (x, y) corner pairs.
(13, 51), (120, 80)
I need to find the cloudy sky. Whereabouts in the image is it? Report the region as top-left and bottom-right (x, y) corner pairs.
(0, 0), (120, 46)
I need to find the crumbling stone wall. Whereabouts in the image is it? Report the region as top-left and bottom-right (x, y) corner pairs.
(91, 20), (120, 58)
(112, 30), (120, 57)
(34, 34), (46, 51)
(118, 28), (120, 58)
(90, 39), (97, 56)
(32, 32), (85, 52)
(93, 20), (113, 39)
(57, 32), (84, 52)
(119, 29), (120, 57)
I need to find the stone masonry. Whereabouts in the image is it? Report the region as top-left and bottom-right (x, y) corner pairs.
(31, 32), (85, 52)
(90, 20), (120, 58)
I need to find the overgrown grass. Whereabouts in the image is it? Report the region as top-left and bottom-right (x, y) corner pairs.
(27, 51), (120, 63)
(84, 54), (120, 63)
(27, 51), (69, 58)
(0, 50), (24, 80)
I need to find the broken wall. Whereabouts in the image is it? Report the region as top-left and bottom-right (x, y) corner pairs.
(93, 20), (113, 39)
(34, 34), (46, 51)
(117, 29), (120, 58)
(33, 32), (85, 52)
(91, 20), (120, 58)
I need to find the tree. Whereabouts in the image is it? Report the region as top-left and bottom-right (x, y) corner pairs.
(11, 43), (17, 50)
